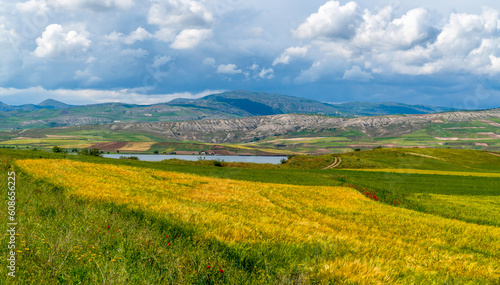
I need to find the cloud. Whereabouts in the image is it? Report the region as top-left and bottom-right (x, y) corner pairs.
(273, 46), (308, 66)
(354, 7), (437, 50)
(203, 57), (216, 66)
(0, 24), (18, 45)
(217, 64), (242, 75)
(152, 55), (171, 69)
(249, 64), (259, 71)
(16, 0), (49, 13)
(293, 1), (361, 40)
(171, 29), (212, 49)
(123, 27), (152, 44)
(56, 0), (134, 11)
(289, 3), (500, 82)
(258, 67), (274, 79)
(148, 0), (215, 46)
(34, 24), (91, 58)
(148, 0), (213, 29)
(342, 65), (374, 82)
(105, 27), (153, 45)
(74, 69), (102, 85)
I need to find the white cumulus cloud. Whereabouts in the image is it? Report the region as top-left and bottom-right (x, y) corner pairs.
(294, 1), (361, 40)
(217, 64), (242, 75)
(258, 67), (274, 79)
(34, 24), (91, 58)
(148, 0), (213, 29)
(273, 46), (308, 66)
(342, 65), (374, 82)
(171, 29), (212, 49)
(123, 27), (152, 44)
(290, 3), (500, 81)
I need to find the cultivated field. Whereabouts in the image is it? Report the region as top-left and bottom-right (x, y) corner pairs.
(1, 148), (499, 284)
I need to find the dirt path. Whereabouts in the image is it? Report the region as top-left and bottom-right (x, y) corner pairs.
(322, 157), (342, 170)
(487, 152), (500, 157)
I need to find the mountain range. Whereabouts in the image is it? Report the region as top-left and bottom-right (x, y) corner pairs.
(0, 91), (459, 130)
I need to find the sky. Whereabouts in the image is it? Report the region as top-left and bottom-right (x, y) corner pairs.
(1, 0), (500, 109)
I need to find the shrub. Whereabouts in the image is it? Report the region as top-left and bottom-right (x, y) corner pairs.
(212, 159), (224, 167)
(354, 148), (361, 152)
(52, 146), (64, 153)
(280, 158), (288, 164)
(79, 148), (102, 157)
(120, 156), (139, 160)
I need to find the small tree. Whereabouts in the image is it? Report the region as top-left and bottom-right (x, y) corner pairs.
(52, 146), (64, 153)
(79, 148), (102, 157)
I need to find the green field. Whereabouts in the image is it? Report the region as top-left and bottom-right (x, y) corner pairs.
(1, 148), (499, 284)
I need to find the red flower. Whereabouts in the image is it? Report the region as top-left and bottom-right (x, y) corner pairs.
(168, 243), (170, 246)
(219, 269), (223, 273)
(177, 235), (180, 238)
(207, 266), (211, 269)
(166, 235), (169, 238)
(107, 225), (110, 229)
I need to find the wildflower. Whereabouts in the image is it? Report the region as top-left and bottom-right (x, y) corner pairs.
(219, 269), (223, 273)
(168, 243), (171, 246)
(165, 235), (169, 238)
(207, 266), (211, 269)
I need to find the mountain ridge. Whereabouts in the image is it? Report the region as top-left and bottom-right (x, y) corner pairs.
(0, 90), (491, 131)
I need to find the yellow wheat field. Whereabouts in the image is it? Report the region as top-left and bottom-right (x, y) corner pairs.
(346, 168), (500, 177)
(15, 159), (500, 283)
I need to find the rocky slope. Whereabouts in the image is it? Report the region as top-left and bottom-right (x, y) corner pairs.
(102, 109), (500, 143)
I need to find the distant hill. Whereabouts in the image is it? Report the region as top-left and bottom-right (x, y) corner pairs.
(0, 90), (467, 130)
(170, 90), (457, 117)
(170, 91), (344, 116)
(38, 99), (71, 109)
(0, 102), (14, 112)
(327, 102), (455, 116)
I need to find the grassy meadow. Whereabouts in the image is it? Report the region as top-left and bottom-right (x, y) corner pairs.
(1, 148), (500, 284)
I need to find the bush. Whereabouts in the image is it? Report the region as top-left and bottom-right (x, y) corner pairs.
(79, 148), (102, 157)
(212, 159), (224, 167)
(354, 148), (361, 152)
(280, 158), (288, 164)
(52, 146), (64, 153)
(120, 156), (139, 160)
(153, 150), (159, 154)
